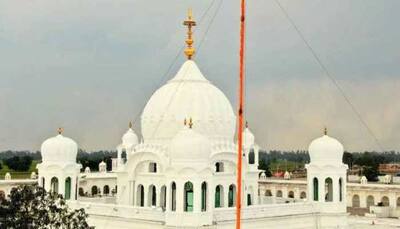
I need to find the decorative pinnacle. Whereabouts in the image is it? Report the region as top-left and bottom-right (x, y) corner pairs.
(184, 118), (187, 126)
(188, 117), (193, 129)
(57, 127), (64, 135)
(324, 127), (328, 135)
(183, 8), (196, 60)
(245, 121), (249, 128)
(129, 121), (132, 129)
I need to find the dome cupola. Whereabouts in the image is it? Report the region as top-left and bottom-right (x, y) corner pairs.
(122, 122), (139, 147)
(41, 128), (78, 164)
(308, 128), (344, 166)
(169, 118), (211, 164)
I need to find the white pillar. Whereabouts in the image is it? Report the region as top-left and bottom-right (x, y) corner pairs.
(224, 185), (229, 207)
(176, 182), (183, 212)
(194, 181), (201, 212)
(144, 185), (149, 207)
(166, 183), (171, 212)
(156, 185), (161, 207)
(319, 176), (325, 203)
(333, 176), (339, 203)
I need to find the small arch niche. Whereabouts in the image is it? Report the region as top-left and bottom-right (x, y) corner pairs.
(215, 162), (224, 173)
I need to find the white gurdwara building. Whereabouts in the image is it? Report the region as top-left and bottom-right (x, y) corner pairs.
(36, 11), (349, 229)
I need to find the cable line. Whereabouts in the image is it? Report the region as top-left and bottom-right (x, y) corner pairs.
(131, 0), (219, 125)
(274, 0), (384, 151)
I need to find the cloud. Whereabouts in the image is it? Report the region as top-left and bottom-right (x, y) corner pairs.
(0, 0), (399, 151)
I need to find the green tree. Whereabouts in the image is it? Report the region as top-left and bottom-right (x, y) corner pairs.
(0, 185), (92, 229)
(4, 156), (32, 171)
(258, 160), (272, 177)
(342, 152), (354, 169)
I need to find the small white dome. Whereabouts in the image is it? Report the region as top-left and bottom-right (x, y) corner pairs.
(308, 134), (344, 165)
(5, 172), (11, 180)
(243, 126), (255, 148)
(122, 124), (139, 147)
(41, 133), (78, 164)
(85, 166), (91, 173)
(169, 124), (211, 164)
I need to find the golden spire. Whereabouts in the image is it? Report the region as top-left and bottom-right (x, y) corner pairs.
(57, 127), (64, 135)
(324, 127), (328, 135)
(129, 121), (132, 129)
(188, 117), (193, 129)
(183, 8), (196, 60)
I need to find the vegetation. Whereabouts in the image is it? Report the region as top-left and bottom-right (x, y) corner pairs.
(4, 156), (33, 172)
(0, 185), (92, 228)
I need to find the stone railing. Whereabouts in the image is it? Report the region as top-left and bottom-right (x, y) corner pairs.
(214, 202), (317, 221)
(67, 201), (165, 222)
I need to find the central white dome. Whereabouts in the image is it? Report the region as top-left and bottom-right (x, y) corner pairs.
(141, 60), (236, 142)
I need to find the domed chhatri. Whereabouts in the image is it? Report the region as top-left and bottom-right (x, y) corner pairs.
(41, 128), (78, 164)
(141, 60), (235, 142)
(122, 121), (139, 147)
(308, 129), (344, 165)
(169, 118), (211, 164)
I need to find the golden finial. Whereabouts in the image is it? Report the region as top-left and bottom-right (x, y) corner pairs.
(324, 127), (328, 135)
(57, 127), (64, 135)
(183, 8), (196, 60)
(184, 118), (187, 126)
(129, 121), (132, 129)
(188, 117), (193, 129)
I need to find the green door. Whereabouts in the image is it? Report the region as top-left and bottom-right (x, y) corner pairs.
(65, 177), (71, 200)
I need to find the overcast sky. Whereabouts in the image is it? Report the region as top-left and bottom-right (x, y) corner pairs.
(0, 0), (399, 152)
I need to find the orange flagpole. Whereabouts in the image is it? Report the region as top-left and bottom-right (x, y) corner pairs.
(236, 0), (246, 228)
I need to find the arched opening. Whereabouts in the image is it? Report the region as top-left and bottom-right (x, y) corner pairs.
(300, 191), (307, 199)
(121, 149), (127, 163)
(265, 190), (272, 196)
(171, 182), (176, 211)
(248, 150), (255, 164)
(247, 186), (254, 206)
(397, 197), (400, 207)
(276, 190), (283, 198)
(64, 177), (71, 200)
(160, 185), (166, 210)
(201, 182), (207, 212)
(325, 178), (333, 202)
(148, 185), (156, 207)
(367, 195), (375, 208)
(103, 185), (110, 195)
(313, 177), (319, 201)
(136, 185), (144, 207)
(288, 191), (294, 198)
(228, 184), (236, 207)
(215, 162), (224, 172)
(91, 185), (98, 196)
(149, 162), (157, 173)
(41, 177), (45, 189)
(339, 178), (343, 202)
(381, 196), (389, 206)
(352, 195), (360, 207)
(78, 188), (84, 196)
(50, 177), (59, 194)
(215, 185), (224, 208)
(184, 182), (194, 212)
